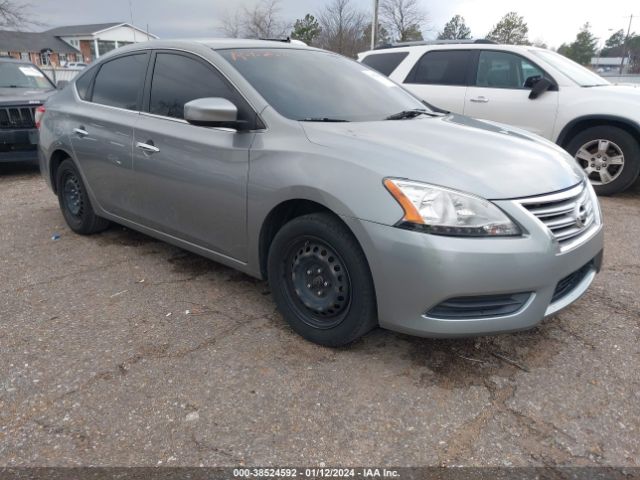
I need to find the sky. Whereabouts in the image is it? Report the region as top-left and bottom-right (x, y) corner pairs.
(21, 0), (640, 50)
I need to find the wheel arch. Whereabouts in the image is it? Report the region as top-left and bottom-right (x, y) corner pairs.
(556, 115), (640, 149)
(49, 148), (75, 195)
(257, 199), (359, 280)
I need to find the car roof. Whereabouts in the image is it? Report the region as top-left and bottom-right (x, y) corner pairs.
(360, 42), (547, 57)
(119, 38), (315, 51)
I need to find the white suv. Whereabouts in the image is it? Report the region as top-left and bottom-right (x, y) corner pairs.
(358, 40), (640, 195)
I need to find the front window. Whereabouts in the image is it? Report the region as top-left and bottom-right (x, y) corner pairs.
(476, 51), (545, 89)
(0, 62), (54, 89)
(218, 48), (428, 122)
(531, 49), (608, 87)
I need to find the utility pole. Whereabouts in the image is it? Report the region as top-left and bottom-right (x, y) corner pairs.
(619, 14), (634, 75)
(129, 0), (137, 42)
(371, 0), (379, 50)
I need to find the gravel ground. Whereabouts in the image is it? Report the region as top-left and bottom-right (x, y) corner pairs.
(0, 162), (639, 468)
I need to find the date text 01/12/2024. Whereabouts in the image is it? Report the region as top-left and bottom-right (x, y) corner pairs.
(232, 468), (400, 478)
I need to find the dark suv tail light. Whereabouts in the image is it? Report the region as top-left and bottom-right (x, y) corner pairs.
(35, 105), (45, 129)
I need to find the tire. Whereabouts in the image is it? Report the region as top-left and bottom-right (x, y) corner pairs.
(566, 125), (640, 196)
(267, 213), (377, 347)
(56, 159), (110, 235)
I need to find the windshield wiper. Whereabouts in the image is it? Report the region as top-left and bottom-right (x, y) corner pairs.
(385, 109), (433, 120)
(300, 117), (350, 122)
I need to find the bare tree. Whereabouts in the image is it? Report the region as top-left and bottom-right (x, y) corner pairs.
(220, 9), (243, 38)
(317, 0), (368, 57)
(220, 0), (289, 39)
(0, 0), (39, 29)
(379, 0), (427, 42)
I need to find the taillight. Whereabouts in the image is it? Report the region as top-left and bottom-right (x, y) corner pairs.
(35, 105), (45, 129)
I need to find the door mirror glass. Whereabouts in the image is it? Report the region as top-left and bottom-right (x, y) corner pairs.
(528, 77), (553, 99)
(184, 97), (239, 128)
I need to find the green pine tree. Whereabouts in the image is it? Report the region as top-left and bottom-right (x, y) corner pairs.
(486, 12), (529, 45)
(291, 14), (322, 46)
(438, 15), (471, 40)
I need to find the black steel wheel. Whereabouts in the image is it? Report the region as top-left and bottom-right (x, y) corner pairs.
(56, 159), (110, 235)
(286, 237), (351, 329)
(268, 212), (377, 347)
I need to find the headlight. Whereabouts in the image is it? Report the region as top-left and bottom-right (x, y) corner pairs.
(383, 178), (521, 237)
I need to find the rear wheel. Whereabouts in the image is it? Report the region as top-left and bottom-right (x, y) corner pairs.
(567, 125), (640, 195)
(56, 159), (110, 234)
(267, 213), (377, 347)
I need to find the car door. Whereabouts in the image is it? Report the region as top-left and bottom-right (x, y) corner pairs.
(130, 51), (256, 261)
(69, 52), (148, 217)
(401, 49), (473, 113)
(464, 50), (559, 139)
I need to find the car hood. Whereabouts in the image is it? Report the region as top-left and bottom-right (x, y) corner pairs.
(595, 83), (640, 93)
(0, 87), (56, 105)
(301, 114), (584, 200)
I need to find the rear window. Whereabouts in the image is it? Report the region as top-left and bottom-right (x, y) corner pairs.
(361, 52), (409, 76)
(406, 50), (471, 86)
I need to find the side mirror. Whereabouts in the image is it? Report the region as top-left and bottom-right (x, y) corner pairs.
(184, 97), (241, 129)
(528, 77), (553, 100)
(56, 80), (69, 90)
(523, 75), (542, 89)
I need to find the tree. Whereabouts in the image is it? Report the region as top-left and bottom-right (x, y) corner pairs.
(438, 15), (471, 40)
(220, 9), (243, 38)
(362, 22), (391, 47)
(291, 14), (322, 45)
(220, 0), (289, 39)
(532, 38), (548, 49)
(317, 0), (368, 57)
(486, 12), (529, 45)
(379, 0), (427, 42)
(0, 0), (37, 28)
(601, 29), (627, 56)
(626, 35), (640, 73)
(562, 23), (598, 65)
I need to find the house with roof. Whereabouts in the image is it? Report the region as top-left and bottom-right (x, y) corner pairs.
(0, 23), (158, 67)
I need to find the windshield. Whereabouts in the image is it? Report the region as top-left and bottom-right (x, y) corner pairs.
(0, 62), (53, 89)
(531, 50), (609, 87)
(218, 48), (429, 122)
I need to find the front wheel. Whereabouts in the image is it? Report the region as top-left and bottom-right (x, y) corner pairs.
(267, 213), (377, 347)
(567, 125), (640, 195)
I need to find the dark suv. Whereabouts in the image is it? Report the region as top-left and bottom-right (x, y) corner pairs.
(0, 57), (56, 163)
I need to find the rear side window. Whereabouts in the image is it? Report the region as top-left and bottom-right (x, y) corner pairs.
(75, 70), (94, 100)
(149, 53), (251, 122)
(406, 50), (471, 86)
(361, 52), (409, 76)
(91, 53), (148, 110)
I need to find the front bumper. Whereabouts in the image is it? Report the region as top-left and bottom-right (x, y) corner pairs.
(343, 196), (604, 338)
(0, 128), (38, 162)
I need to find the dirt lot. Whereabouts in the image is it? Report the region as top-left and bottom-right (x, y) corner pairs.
(1, 162), (639, 467)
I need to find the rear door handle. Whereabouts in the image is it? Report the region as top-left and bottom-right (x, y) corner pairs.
(469, 96), (489, 103)
(135, 141), (160, 154)
(73, 127), (88, 136)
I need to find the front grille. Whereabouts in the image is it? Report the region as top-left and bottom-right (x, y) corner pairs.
(0, 105), (37, 129)
(519, 182), (598, 252)
(426, 292), (531, 319)
(551, 261), (593, 304)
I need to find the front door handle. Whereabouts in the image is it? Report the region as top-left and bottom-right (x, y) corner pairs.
(73, 127), (88, 136)
(135, 141), (160, 154)
(469, 96), (489, 103)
